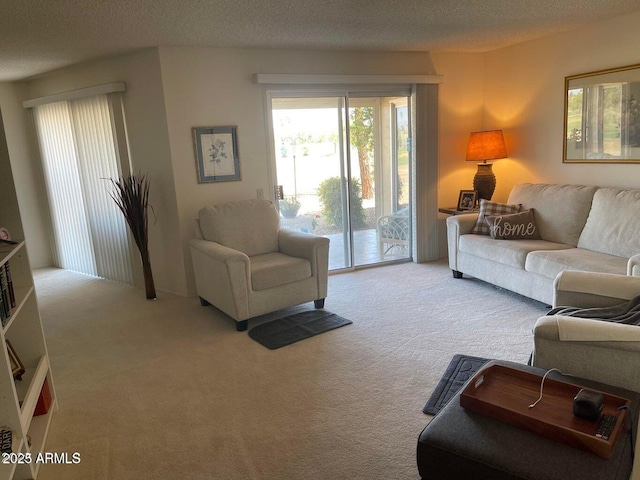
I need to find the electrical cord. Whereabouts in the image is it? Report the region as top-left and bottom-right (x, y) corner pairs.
(528, 368), (567, 409)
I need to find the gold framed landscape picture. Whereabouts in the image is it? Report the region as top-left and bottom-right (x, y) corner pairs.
(564, 63), (640, 163)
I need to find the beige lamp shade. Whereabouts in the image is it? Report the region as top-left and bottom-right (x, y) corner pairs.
(465, 130), (508, 162)
(465, 130), (508, 202)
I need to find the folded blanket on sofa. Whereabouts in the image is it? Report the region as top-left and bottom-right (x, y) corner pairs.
(547, 295), (640, 341)
(548, 294), (640, 324)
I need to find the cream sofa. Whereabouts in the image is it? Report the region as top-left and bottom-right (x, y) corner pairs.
(446, 183), (640, 305)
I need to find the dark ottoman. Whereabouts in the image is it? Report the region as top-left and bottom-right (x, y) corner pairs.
(417, 361), (638, 480)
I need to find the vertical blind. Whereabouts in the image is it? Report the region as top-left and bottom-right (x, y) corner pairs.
(33, 95), (134, 284)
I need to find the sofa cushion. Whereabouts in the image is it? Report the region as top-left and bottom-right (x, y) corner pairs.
(485, 209), (540, 240)
(525, 248), (628, 280)
(471, 200), (522, 235)
(199, 199), (280, 256)
(507, 183), (598, 246)
(250, 252), (311, 291)
(578, 188), (640, 258)
(459, 234), (572, 269)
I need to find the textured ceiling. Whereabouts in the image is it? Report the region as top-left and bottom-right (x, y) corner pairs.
(0, 0), (639, 82)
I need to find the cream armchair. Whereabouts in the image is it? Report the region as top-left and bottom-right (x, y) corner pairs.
(533, 270), (640, 392)
(189, 199), (329, 331)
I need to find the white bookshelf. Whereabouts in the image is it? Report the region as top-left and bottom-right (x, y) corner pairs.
(0, 111), (56, 480)
(0, 242), (57, 480)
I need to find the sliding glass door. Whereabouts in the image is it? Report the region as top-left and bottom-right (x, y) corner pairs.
(269, 90), (412, 270)
(32, 95), (133, 283)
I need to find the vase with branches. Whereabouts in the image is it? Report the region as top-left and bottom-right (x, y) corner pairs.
(108, 173), (156, 300)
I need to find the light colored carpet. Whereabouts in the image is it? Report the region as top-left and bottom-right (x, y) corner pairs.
(34, 260), (548, 480)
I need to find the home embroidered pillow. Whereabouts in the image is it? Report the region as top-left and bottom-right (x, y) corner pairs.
(471, 199), (522, 235)
(485, 209), (541, 240)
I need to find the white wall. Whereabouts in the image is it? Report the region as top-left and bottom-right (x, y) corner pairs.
(482, 10), (640, 193)
(0, 82), (52, 266)
(431, 11), (640, 257)
(429, 53), (485, 205)
(24, 49), (186, 295)
(0, 83), (43, 266)
(434, 11), (640, 206)
(157, 47), (436, 295)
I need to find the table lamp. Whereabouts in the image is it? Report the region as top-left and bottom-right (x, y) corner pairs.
(465, 130), (508, 202)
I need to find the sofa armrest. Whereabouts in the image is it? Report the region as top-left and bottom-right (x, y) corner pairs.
(446, 213), (478, 234)
(533, 315), (640, 392)
(445, 214), (478, 271)
(629, 254), (640, 276)
(279, 230), (329, 299)
(542, 315), (640, 342)
(279, 230), (329, 265)
(189, 238), (248, 264)
(553, 270), (640, 308)
(189, 238), (251, 319)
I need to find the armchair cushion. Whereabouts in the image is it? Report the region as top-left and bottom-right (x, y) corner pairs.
(199, 199), (280, 256)
(250, 252), (311, 291)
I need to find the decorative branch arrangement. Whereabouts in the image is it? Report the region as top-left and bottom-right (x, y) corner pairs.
(108, 173), (156, 300)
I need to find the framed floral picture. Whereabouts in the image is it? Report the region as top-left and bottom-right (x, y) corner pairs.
(193, 126), (241, 183)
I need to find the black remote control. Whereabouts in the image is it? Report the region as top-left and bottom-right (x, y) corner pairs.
(595, 413), (617, 441)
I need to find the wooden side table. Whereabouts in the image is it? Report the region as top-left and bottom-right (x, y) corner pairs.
(438, 207), (479, 216)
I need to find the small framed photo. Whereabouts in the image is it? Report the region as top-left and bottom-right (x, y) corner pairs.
(193, 126), (241, 183)
(6, 340), (25, 381)
(457, 190), (478, 210)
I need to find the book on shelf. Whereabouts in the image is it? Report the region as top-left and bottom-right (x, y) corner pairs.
(0, 428), (12, 453)
(5, 262), (15, 308)
(0, 266), (10, 324)
(0, 287), (5, 326)
(34, 378), (52, 416)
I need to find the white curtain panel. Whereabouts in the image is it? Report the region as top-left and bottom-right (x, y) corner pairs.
(70, 96), (133, 284)
(33, 96), (133, 284)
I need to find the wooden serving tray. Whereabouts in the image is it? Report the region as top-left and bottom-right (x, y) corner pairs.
(460, 364), (630, 458)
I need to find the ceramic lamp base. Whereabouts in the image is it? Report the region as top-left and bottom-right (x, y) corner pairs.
(473, 163), (496, 201)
